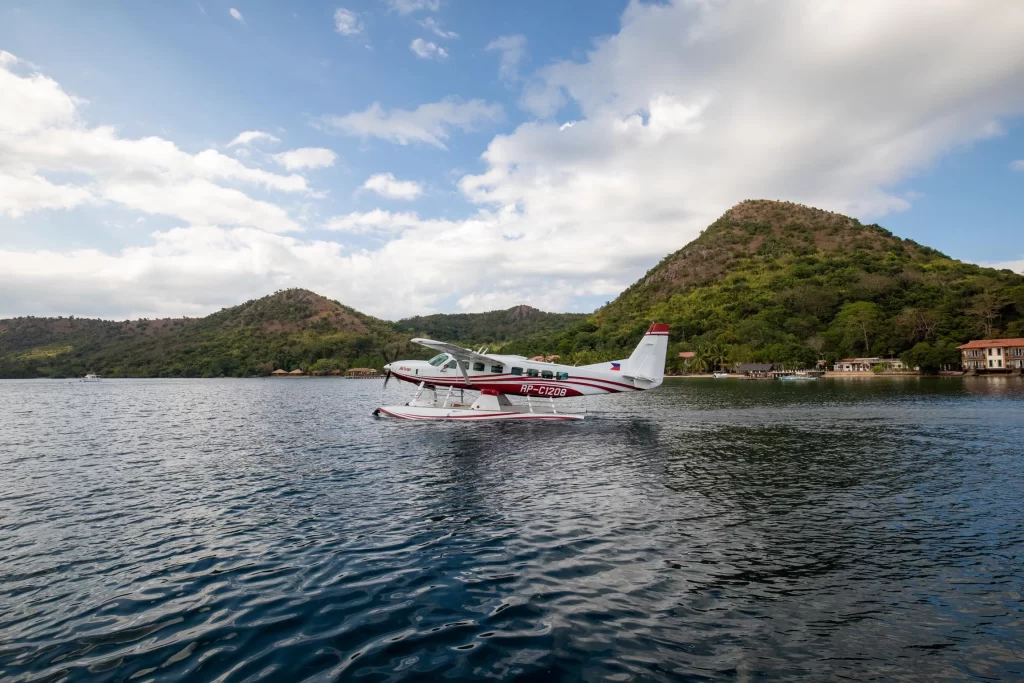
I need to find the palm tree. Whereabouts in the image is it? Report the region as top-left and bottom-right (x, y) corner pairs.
(706, 342), (729, 371)
(690, 345), (710, 373)
(696, 342), (728, 372)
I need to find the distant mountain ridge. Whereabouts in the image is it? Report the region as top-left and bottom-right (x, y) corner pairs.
(0, 290), (583, 378)
(3, 200), (1023, 377)
(396, 305), (585, 345)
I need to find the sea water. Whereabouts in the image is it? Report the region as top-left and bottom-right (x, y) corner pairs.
(1, 377), (1022, 681)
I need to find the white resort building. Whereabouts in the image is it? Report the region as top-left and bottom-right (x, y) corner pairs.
(832, 357), (908, 372)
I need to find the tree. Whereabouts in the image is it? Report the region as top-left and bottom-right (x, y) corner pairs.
(901, 341), (961, 374)
(896, 307), (940, 343)
(902, 342), (940, 374)
(968, 291), (1008, 338)
(706, 342), (729, 371)
(690, 346), (710, 373)
(829, 302), (881, 354)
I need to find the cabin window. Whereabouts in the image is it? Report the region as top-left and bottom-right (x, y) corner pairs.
(472, 362), (485, 372)
(447, 360), (457, 369)
(511, 366), (523, 375)
(540, 370), (553, 379)
(556, 372), (569, 380)
(460, 360), (470, 370)
(491, 365), (503, 373)
(526, 368), (539, 378)
(428, 354), (449, 366)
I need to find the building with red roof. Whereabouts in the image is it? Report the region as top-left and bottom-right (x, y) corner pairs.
(958, 338), (1024, 372)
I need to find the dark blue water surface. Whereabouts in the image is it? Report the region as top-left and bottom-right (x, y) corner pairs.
(2, 377), (1023, 681)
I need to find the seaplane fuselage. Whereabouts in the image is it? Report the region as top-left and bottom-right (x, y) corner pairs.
(383, 323), (670, 398)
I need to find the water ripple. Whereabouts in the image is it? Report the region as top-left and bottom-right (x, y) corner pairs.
(1, 377), (1023, 681)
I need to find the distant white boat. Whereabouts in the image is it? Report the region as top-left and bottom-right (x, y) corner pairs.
(712, 371), (730, 378)
(81, 374), (101, 382)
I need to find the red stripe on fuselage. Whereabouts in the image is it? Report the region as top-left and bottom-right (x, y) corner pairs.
(387, 371), (634, 395)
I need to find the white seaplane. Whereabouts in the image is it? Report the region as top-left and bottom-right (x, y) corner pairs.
(373, 323), (669, 421)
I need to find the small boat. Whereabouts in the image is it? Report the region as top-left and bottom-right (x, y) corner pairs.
(375, 388), (584, 421)
(778, 374), (817, 382)
(80, 373), (101, 382)
(712, 372), (730, 378)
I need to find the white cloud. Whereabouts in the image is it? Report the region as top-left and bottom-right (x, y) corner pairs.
(227, 130), (280, 147)
(320, 98), (502, 149)
(360, 173), (423, 200)
(271, 147), (337, 170)
(229, 7), (244, 23)
(334, 8), (363, 36)
(0, 226), (347, 319)
(978, 258), (1024, 274)
(323, 209), (429, 234)
(1011, 160), (1024, 171)
(384, 0), (439, 16)
(486, 35), (526, 82)
(419, 17), (457, 39)
(0, 171), (94, 217)
(5, 1), (1024, 321)
(410, 38), (447, 60)
(0, 54), (305, 231)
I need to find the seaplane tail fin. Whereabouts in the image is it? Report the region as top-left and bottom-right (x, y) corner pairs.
(623, 323), (670, 388)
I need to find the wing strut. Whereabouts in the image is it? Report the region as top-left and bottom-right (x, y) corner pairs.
(457, 360), (472, 387)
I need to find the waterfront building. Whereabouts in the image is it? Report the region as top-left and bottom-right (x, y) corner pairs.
(958, 338), (1024, 372)
(832, 357), (908, 372)
(735, 362), (773, 378)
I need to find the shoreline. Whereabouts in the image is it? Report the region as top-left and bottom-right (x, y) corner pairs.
(664, 373), (1018, 380)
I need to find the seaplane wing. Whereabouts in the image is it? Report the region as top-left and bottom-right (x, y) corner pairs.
(410, 338), (503, 365)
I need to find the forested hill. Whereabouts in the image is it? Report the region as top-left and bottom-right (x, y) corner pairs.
(0, 289), (408, 378)
(4, 202), (1023, 377)
(534, 200), (1024, 370)
(0, 292), (587, 378)
(396, 306), (585, 345)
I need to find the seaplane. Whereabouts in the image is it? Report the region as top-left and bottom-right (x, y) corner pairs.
(373, 323), (669, 421)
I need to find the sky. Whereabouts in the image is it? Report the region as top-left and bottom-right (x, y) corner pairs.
(1, 0), (1023, 321)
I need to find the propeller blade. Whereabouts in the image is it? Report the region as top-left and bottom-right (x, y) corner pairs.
(383, 370), (391, 390)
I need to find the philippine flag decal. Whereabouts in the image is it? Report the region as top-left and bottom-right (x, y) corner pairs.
(610, 362), (621, 372)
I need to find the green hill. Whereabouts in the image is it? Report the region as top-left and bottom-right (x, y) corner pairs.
(396, 305), (585, 346)
(4, 201), (1023, 377)
(0, 291), (585, 379)
(0, 289), (408, 378)
(533, 200), (1024, 370)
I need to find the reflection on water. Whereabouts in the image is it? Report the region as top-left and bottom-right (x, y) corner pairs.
(1, 377), (1023, 681)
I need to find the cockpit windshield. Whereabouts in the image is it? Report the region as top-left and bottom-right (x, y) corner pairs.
(428, 353), (449, 366)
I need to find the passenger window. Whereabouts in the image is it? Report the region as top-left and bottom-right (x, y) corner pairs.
(556, 372), (569, 380)
(541, 370), (553, 379)
(447, 360), (457, 369)
(472, 362), (485, 372)
(526, 368), (539, 378)
(490, 365), (503, 373)
(460, 360), (469, 370)
(511, 367), (523, 376)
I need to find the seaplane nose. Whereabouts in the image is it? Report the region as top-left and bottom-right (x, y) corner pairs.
(383, 363), (392, 372)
